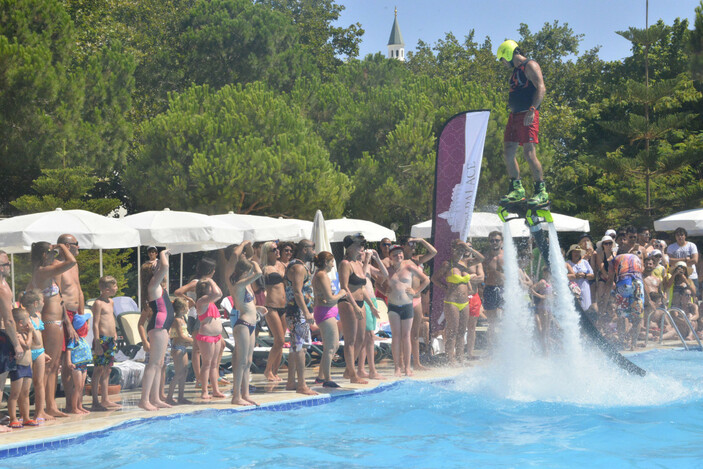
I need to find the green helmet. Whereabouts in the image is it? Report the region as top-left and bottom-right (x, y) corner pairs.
(496, 39), (519, 62)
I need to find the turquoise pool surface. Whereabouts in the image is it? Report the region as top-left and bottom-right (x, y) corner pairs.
(3, 349), (703, 468)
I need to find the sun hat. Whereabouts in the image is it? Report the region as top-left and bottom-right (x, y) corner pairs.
(604, 229), (616, 238)
(647, 249), (662, 258)
(596, 235), (614, 250)
(566, 244), (585, 257)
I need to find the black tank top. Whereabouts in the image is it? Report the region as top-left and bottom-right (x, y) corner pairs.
(508, 59), (537, 113)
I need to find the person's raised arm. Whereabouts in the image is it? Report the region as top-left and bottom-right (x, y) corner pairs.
(233, 261), (262, 288)
(174, 280), (197, 309)
(199, 278), (223, 305)
(36, 244), (77, 281)
(411, 238), (437, 265)
(365, 249), (388, 280)
(148, 249), (170, 300)
(431, 261), (449, 291)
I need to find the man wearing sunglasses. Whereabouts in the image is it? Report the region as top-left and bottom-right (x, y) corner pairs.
(55, 234), (84, 411)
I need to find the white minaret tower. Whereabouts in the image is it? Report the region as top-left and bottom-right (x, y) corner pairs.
(387, 7), (405, 61)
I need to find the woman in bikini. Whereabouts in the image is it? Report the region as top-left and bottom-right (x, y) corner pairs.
(431, 239), (484, 365)
(387, 245), (430, 376)
(228, 257), (262, 406)
(261, 241), (287, 382)
(30, 241), (76, 418)
(338, 234), (372, 384)
(138, 249), (174, 411)
(194, 277), (224, 400)
(311, 251), (347, 388)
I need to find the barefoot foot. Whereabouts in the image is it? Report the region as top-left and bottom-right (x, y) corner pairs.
(350, 377), (368, 384)
(138, 401), (158, 411)
(296, 386), (318, 396)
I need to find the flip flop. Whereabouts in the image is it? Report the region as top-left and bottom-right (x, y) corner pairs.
(9, 421), (23, 429)
(314, 377), (325, 385)
(322, 380), (341, 388)
(24, 419), (40, 426)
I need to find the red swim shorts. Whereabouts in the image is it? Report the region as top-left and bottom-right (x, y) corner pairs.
(468, 293), (482, 318)
(504, 110), (539, 145)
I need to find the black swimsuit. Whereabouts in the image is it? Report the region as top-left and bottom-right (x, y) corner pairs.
(339, 269), (366, 306)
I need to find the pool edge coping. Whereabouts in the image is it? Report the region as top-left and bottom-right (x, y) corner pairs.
(0, 375), (453, 459)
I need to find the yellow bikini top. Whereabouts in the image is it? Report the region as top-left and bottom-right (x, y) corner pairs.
(446, 271), (471, 284)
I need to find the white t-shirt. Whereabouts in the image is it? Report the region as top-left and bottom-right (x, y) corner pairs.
(667, 242), (698, 279)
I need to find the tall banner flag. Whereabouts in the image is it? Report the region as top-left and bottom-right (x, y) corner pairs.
(430, 110), (490, 334)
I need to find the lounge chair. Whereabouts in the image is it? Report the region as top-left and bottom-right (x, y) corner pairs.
(115, 311), (143, 359)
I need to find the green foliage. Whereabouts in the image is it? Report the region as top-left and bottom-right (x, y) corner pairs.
(77, 249), (132, 299)
(10, 167), (121, 215)
(690, 2), (703, 80)
(259, 0), (364, 76)
(0, 0), (133, 212)
(125, 82), (350, 218)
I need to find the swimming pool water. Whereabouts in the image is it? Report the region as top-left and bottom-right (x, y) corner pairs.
(3, 349), (703, 468)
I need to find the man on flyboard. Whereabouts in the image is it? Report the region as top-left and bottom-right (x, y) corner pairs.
(496, 39), (549, 210)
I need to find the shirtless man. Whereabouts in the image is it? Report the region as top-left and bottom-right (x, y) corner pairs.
(55, 234), (83, 412)
(386, 245), (430, 377)
(482, 231), (504, 348)
(0, 251), (22, 433)
(402, 237), (437, 371)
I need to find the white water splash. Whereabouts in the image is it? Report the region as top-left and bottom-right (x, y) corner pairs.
(455, 222), (696, 406)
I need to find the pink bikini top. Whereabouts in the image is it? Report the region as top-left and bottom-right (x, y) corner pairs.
(198, 303), (221, 321)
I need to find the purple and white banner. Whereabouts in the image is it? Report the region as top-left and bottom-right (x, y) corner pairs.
(430, 110), (490, 333)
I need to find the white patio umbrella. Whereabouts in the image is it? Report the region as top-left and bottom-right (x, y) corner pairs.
(654, 208), (703, 236)
(311, 210), (340, 293)
(283, 218), (315, 241)
(122, 208), (245, 305)
(0, 208), (141, 298)
(211, 212), (301, 242)
(411, 212), (590, 239)
(325, 218), (396, 243)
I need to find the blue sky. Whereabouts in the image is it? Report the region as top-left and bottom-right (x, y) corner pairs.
(336, 0), (702, 62)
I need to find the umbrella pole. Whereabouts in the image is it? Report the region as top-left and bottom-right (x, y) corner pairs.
(99, 249), (104, 277)
(137, 247), (141, 309)
(11, 253), (15, 301)
(180, 253), (184, 288)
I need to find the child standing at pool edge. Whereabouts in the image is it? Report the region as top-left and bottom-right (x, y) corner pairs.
(167, 298), (193, 405)
(8, 308), (36, 428)
(19, 290), (52, 423)
(92, 276), (121, 410)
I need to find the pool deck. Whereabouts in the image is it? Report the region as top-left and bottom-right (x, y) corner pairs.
(0, 338), (692, 452)
(0, 358), (467, 451)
